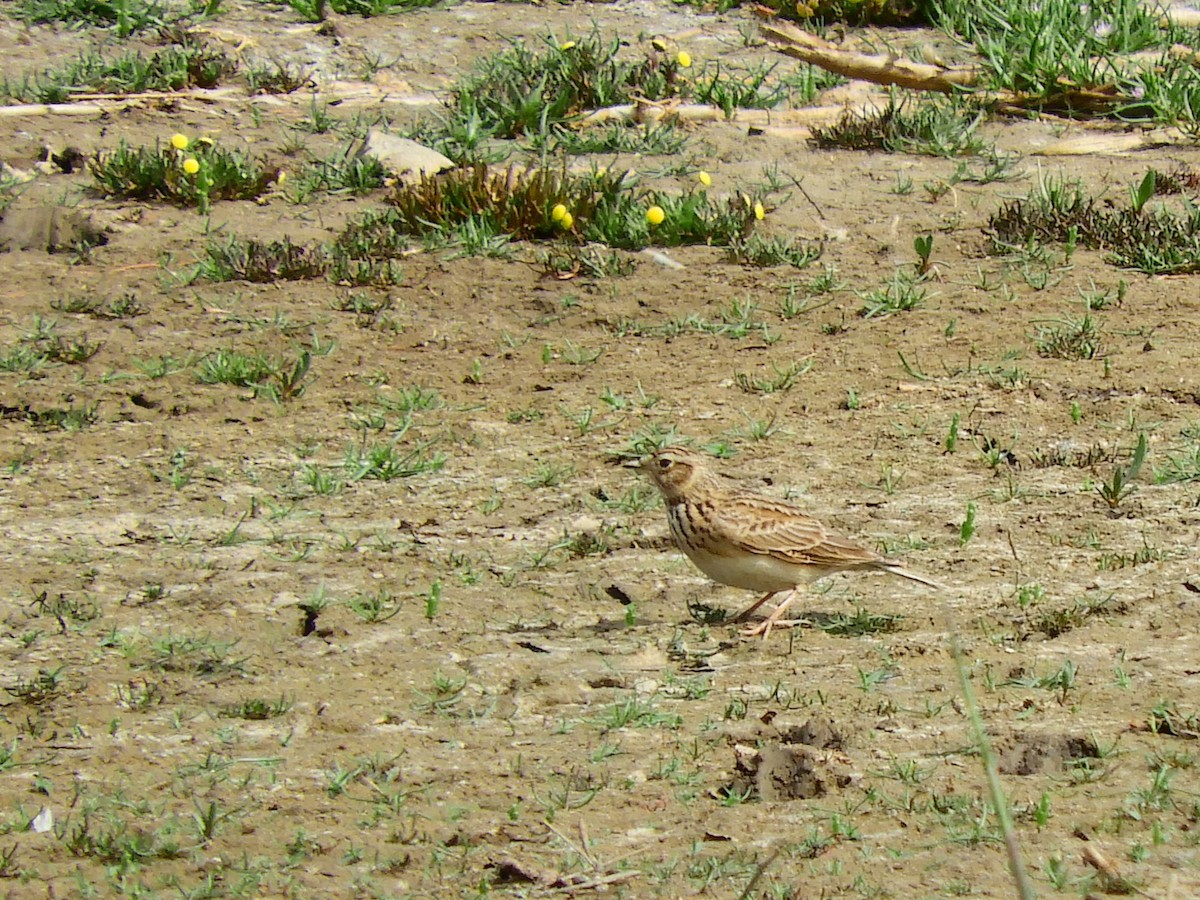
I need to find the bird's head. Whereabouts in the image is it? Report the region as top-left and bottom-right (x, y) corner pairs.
(630, 447), (712, 503)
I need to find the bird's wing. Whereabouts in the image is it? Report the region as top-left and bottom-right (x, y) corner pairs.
(712, 493), (884, 568)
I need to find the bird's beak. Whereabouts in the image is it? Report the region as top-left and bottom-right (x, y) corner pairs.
(621, 456), (648, 471)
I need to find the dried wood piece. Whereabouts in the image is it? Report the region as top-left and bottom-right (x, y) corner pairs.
(756, 16), (979, 94)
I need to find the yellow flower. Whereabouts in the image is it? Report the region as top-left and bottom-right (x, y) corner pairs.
(559, 40), (576, 50)
(170, 133), (189, 150)
(697, 171), (712, 187)
(676, 51), (692, 68)
(559, 212), (574, 230)
(276, 170), (287, 185)
(182, 157), (200, 175)
(646, 205), (665, 226)
(754, 201), (766, 221)
(551, 203), (568, 222)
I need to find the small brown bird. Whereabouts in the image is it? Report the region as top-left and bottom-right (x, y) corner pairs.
(632, 447), (944, 637)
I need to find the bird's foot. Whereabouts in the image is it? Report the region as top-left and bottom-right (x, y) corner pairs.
(728, 591), (780, 623)
(740, 617), (806, 639)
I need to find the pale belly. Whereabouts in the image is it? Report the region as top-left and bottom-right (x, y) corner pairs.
(678, 544), (814, 593)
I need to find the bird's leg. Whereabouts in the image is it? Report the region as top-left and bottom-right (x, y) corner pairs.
(740, 589), (803, 639)
(729, 591), (779, 623)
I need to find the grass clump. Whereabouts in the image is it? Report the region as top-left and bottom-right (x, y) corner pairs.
(761, 0), (932, 26)
(218, 695), (293, 720)
(2, 40), (234, 104)
(334, 209), (413, 260)
(859, 269), (931, 317)
(0, 345), (51, 374)
(195, 236), (331, 282)
(191, 233), (403, 286)
(1146, 701), (1199, 739)
(0, 170), (20, 214)
(244, 59), (314, 94)
(535, 121), (688, 156)
(63, 806), (185, 865)
(416, 28), (826, 160)
(344, 441), (446, 481)
(1026, 593), (1124, 638)
(988, 171), (1200, 274)
(291, 146), (387, 200)
(927, 0), (1200, 123)
(987, 175), (1105, 247)
(15, 0), (169, 35)
(811, 97), (985, 157)
(195, 348), (314, 403)
(451, 30), (692, 139)
(354, 165), (575, 243)
(538, 244), (637, 279)
(91, 138), (274, 210)
(51, 292), (146, 319)
(339, 164), (764, 254)
(10, 316), (102, 366)
(819, 609), (902, 636)
(1033, 312), (1103, 360)
(286, 0), (440, 21)
(936, 0), (1166, 108)
(136, 633), (245, 676)
(728, 234), (823, 268)
(6, 403), (100, 431)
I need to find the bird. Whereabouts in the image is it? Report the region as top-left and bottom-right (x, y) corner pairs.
(630, 446), (944, 637)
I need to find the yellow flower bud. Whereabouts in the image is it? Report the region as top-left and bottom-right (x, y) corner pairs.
(276, 170), (287, 185)
(754, 201), (766, 221)
(559, 212), (574, 230)
(676, 51), (692, 68)
(170, 133), (189, 150)
(182, 157), (200, 175)
(646, 205), (665, 226)
(559, 40), (576, 50)
(651, 38), (668, 52)
(697, 171), (712, 187)
(551, 203), (568, 222)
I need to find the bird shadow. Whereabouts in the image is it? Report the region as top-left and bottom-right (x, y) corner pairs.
(686, 601), (902, 637)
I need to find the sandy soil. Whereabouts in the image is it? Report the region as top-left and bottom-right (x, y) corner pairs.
(1, 2), (1199, 897)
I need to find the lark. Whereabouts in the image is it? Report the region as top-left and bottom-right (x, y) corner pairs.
(632, 447), (944, 637)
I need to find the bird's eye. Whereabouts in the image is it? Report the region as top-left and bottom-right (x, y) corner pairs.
(657, 458), (672, 470)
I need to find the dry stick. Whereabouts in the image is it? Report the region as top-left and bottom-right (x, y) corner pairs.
(541, 819), (647, 888)
(0, 102), (132, 117)
(754, 12), (1135, 117)
(736, 848), (781, 900)
(755, 16), (979, 94)
(0, 85), (440, 119)
(556, 871), (641, 893)
(574, 101), (844, 128)
(788, 174), (825, 220)
(948, 630), (1036, 900)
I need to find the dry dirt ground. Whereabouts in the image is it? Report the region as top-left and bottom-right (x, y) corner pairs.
(1, 2), (1200, 898)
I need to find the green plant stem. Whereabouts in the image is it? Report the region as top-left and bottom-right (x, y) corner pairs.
(949, 632), (1035, 900)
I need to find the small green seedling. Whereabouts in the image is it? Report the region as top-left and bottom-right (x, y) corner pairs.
(959, 501), (977, 546)
(1129, 169), (1156, 214)
(945, 412), (960, 452)
(424, 581), (442, 620)
(1097, 432), (1147, 510)
(914, 233), (934, 275)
